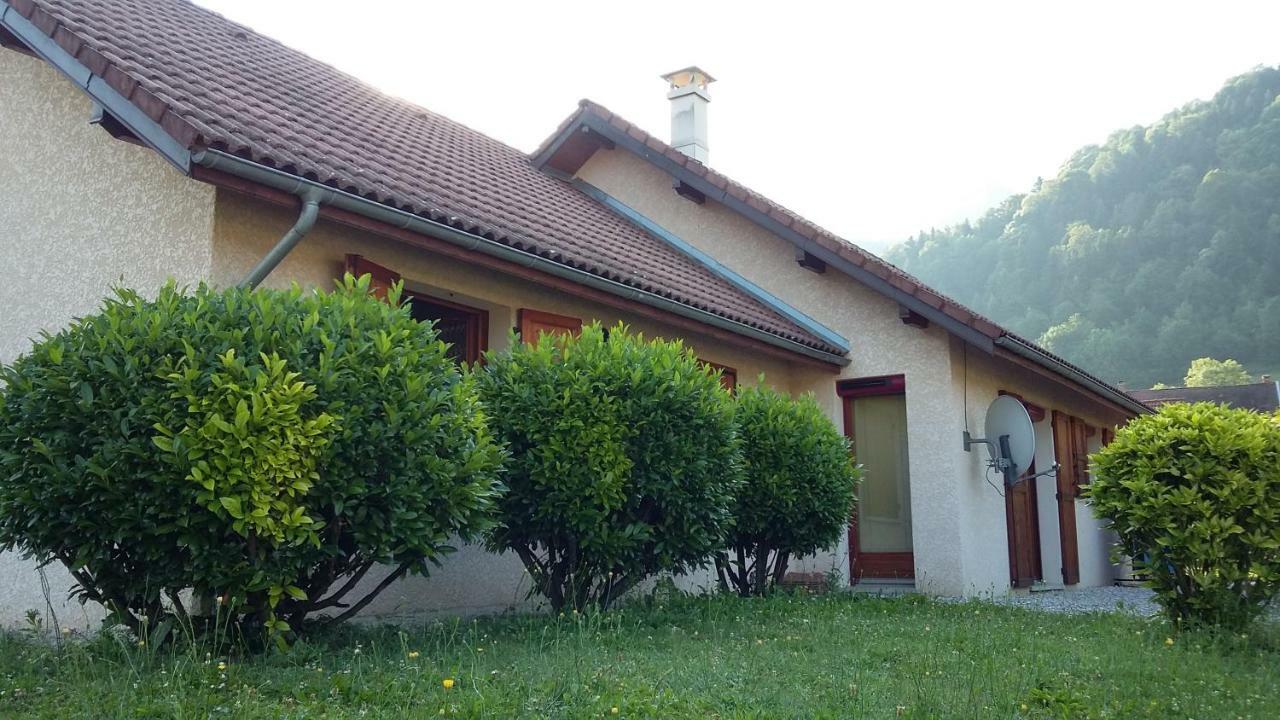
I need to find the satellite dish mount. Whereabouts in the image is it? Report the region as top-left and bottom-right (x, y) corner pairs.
(963, 395), (1055, 488)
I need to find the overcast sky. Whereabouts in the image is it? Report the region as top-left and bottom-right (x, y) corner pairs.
(197, 0), (1280, 252)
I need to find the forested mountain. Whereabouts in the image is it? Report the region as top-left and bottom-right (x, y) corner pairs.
(886, 67), (1280, 388)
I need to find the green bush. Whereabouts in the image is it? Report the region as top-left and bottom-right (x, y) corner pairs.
(1086, 402), (1280, 629)
(716, 384), (860, 596)
(0, 277), (504, 638)
(475, 323), (740, 611)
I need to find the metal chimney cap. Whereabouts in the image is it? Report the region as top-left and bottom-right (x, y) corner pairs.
(661, 66), (716, 90)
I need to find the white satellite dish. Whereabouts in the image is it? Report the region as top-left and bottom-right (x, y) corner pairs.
(963, 395), (1039, 487)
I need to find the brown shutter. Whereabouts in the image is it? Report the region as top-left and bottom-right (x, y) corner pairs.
(518, 309), (581, 344)
(344, 254), (400, 300)
(700, 360), (738, 393)
(1072, 417), (1092, 490)
(1052, 410), (1081, 585)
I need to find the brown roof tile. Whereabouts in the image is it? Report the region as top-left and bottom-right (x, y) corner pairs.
(11, 0), (842, 358)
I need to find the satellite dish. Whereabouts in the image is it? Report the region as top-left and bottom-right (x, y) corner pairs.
(963, 395), (1037, 487)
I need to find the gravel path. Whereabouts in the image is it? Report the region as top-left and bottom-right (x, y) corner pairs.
(980, 585), (1160, 616)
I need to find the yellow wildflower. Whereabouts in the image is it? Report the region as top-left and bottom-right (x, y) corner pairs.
(442, 678), (455, 690)
(611, 708), (619, 715)
(408, 651), (420, 659)
(217, 661), (227, 671)
(1164, 637), (1174, 646)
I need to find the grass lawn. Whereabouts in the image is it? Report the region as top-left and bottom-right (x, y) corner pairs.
(1, 592), (1276, 719)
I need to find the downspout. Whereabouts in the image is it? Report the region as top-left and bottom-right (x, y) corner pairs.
(240, 188), (323, 289)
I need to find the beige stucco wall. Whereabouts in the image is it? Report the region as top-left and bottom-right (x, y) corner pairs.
(955, 339), (1127, 592)
(576, 147), (1128, 595)
(0, 47), (216, 628)
(209, 189), (804, 617)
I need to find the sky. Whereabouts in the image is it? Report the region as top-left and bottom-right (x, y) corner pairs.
(197, 0), (1280, 252)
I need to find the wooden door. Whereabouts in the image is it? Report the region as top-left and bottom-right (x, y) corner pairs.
(1005, 460), (1042, 587)
(1051, 410), (1081, 585)
(840, 375), (914, 581)
(518, 309), (581, 344)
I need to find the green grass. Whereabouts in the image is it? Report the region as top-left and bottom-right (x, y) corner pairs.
(1, 592), (1276, 719)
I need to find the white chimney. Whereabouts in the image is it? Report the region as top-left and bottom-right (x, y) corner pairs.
(661, 66), (715, 163)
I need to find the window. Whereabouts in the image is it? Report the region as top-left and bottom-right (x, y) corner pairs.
(344, 255), (487, 365)
(410, 295), (487, 365)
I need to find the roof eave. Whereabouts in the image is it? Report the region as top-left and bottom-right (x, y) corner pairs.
(0, 0), (191, 171)
(994, 335), (1151, 415)
(193, 149), (851, 369)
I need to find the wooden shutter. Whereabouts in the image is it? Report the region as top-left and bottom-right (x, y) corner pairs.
(1052, 410), (1081, 585)
(518, 309), (581, 344)
(344, 254), (400, 300)
(1071, 417), (1092, 490)
(700, 360), (738, 392)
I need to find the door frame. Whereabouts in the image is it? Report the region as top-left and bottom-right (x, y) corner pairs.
(838, 374), (915, 581)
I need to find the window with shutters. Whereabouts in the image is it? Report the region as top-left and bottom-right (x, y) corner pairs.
(345, 255), (487, 365)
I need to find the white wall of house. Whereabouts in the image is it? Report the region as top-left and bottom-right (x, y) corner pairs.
(0, 47), (217, 629)
(575, 148), (1131, 596)
(1075, 434), (1118, 587)
(577, 149), (983, 595)
(963, 344), (1128, 591)
(1034, 419), (1065, 585)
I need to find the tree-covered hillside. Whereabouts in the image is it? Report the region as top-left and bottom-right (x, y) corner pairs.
(887, 67), (1280, 388)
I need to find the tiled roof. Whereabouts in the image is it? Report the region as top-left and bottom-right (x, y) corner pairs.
(1128, 382), (1280, 413)
(535, 101), (1144, 413)
(3, 0), (843, 358)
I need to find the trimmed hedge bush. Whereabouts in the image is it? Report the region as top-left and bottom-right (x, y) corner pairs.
(475, 323), (740, 611)
(0, 278), (504, 638)
(717, 384), (860, 596)
(1086, 402), (1280, 629)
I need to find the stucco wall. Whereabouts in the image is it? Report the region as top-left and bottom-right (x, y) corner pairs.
(576, 147), (1128, 596)
(577, 149), (973, 593)
(1075, 434), (1117, 587)
(957, 340), (1127, 591)
(0, 47), (216, 628)
(209, 189), (802, 617)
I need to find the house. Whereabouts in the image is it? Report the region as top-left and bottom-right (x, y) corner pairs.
(1127, 378), (1280, 413)
(0, 0), (1147, 627)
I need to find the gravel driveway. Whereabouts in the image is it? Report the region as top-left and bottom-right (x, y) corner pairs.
(982, 585), (1160, 616)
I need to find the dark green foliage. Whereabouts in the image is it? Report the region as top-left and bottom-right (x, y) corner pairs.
(1086, 403), (1280, 629)
(888, 67), (1280, 387)
(475, 323), (740, 611)
(0, 278), (504, 637)
(717, 384), (861, 596)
